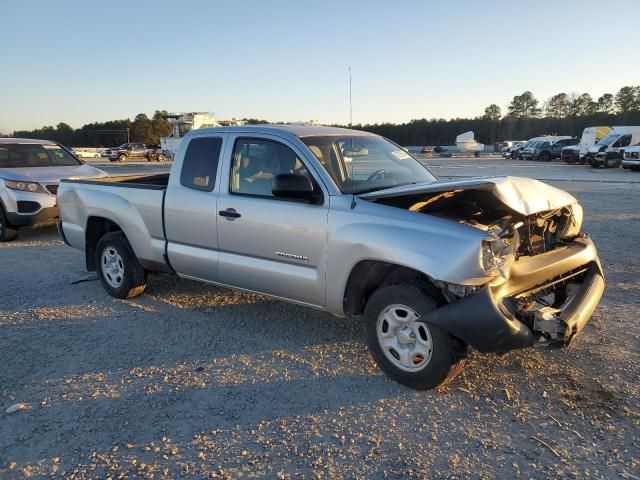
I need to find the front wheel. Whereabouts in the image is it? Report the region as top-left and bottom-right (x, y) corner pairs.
(364, 283), (467, 390)
(117, 153), (127, 162)
(157, 154), (166, 162)
(605, 156), (620, 168)
(539, 151), (551, 162)
(95, 232), (147, 299)
(0, 205), (19, 242)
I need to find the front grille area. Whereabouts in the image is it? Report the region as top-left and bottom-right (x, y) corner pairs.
(46, 184), (59, 195)
(17, 201), (41, 213)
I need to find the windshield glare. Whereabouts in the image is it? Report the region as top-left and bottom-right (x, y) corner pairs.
(598, 133), (621, 147)
(301, 135), (436, 194)
(0, 143), (81, 168)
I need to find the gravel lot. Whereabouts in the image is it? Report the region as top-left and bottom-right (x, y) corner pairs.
(1, 158), (638, 479)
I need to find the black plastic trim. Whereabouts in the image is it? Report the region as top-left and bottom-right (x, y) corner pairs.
(6, 207), (59, 227)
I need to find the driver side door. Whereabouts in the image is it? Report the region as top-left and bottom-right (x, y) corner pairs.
(216, 135), (329, 307)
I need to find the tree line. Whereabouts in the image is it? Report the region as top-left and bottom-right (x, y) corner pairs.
(9, 86), (640, 147)
(11, 111), (173, 147)
(355, 86), (640, 146)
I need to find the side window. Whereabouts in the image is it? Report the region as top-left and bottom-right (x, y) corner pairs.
(616, 135), (631, 148)
(180, 136), (222, 192)
(230, 138), (313, 198)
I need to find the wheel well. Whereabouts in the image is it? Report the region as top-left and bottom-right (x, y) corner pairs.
(343, 260), (444, 317)
(85, 217), (123, 271)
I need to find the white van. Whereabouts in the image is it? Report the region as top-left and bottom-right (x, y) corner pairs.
(561, 126), (612, 164)
(586, 126), (640, 168)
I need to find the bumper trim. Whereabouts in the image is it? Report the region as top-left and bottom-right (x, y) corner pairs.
(6, 206), (59, 227)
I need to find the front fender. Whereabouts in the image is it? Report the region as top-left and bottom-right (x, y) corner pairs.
(325, 197), (489, 315)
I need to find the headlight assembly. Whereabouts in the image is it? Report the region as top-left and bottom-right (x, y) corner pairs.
(560, 203), (583, 239)
(481, 237), (516, 278)
(4, 179), (48, 194)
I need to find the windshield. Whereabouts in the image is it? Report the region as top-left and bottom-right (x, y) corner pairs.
(0, 143), (81, 168)
(300, 135), (437, 194)
(598, 133), (621, 147)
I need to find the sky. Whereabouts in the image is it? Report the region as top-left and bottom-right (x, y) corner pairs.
(1, 0), (640, 132)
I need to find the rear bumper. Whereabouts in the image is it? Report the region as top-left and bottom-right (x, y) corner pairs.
(425, 236), (604, 353)
(562, 151), (580, 163)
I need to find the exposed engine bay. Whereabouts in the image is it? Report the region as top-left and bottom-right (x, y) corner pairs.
(373, 187), (582, 259)
(366, 179), (591, 345)
(404, 188), (582, 257)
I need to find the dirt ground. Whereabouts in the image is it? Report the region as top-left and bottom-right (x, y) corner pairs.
(1, 159), (638, 479)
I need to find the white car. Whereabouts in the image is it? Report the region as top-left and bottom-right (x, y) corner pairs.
(73, 149), (101, 159)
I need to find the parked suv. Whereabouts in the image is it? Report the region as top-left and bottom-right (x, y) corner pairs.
(522, 138), (577, 161)
(0, 139), (106, 241)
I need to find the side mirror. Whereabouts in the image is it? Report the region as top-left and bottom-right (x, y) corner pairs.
(272, 174), (320, 203)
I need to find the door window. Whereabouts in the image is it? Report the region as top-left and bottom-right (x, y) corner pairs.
(614, 135), (632, 148)
(180, 136), (223, 192)
(230, 138), (314, 198)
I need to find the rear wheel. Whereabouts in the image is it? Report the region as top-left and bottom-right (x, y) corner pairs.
(539, 151), (551, 162)
(0, 205), (19, 242)
(95, 232), (146, 299)
(364, 283), (467, 390)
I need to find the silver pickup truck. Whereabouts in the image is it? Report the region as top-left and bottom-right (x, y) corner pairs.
(58, 125), (605, 389)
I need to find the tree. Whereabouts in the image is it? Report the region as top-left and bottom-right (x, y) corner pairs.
(546, 93), (570, 118)
(597, 93), (615, 114)
(507, 91), (541, 119)
(569, 93), (595, 117)
(614, 86), (639, 113)
(482, 104), (501, 121)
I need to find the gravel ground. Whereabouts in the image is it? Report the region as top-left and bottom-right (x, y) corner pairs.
(0, 159), (638, 479)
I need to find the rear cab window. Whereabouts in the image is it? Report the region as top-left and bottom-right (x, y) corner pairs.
(180, 137), (223, 191)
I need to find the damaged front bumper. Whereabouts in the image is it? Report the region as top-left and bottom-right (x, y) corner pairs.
(425, 236), (604, 353)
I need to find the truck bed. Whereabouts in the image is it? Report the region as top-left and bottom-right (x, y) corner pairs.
(58, 173), (170, 270)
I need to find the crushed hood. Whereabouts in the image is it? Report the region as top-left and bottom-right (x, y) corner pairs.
(359, 176), (577, 216)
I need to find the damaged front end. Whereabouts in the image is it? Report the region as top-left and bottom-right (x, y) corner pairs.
(363, 177), (605, 351)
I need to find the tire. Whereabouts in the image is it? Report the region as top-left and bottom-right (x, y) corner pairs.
(539, 151), (551, 162)
(157, 154), (166, 162)
(605, 156), (619, 168)
(0, 205), (19, 242)
(95, 232), (147, 299)
(364, 283), (467, 390)
(631, 166), (640, 172)
(117, 153), (127, 162)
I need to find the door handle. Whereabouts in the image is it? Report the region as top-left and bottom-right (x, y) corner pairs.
(219, 208), (241, 219)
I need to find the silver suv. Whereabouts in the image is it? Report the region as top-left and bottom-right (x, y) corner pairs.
(0, 138), (106, 241)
